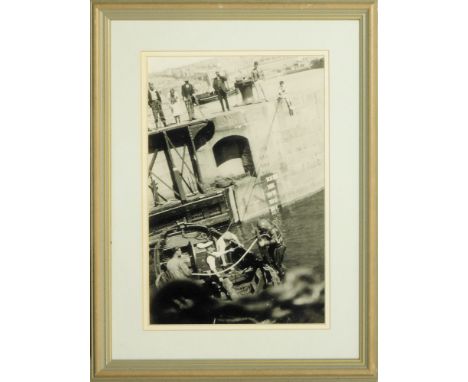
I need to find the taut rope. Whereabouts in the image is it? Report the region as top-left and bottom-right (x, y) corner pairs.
(191, 238), (258, 277)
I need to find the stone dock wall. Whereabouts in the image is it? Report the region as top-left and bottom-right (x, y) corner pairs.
(148, 69), (326, 222)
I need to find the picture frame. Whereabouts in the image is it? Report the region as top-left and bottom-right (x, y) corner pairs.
(91, 0), (377, 381)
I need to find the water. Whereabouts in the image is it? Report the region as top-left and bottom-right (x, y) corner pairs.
(150, 191), (325, 324)
(225, 190), (325, 276)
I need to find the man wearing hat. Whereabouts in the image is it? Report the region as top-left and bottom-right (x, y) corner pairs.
(215, 231), (241, 256)
(197, 241), (238, 300)
(197, 241), (232, 274)
(212, 71), (230, 112)
(181, 79), (196, 120)
(147, 82), (167, 129)
(251, 61), (267, 101)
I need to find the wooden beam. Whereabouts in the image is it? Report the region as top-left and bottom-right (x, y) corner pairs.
(187, 126), (206, 193)
(162, 131), (187, 202)
(151, 172), (180, 199)
(148, 149), (158, 176)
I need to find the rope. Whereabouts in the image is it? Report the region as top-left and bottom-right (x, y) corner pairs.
(191, 238), (258, 277)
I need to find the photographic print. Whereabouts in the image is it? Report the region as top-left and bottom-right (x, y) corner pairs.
(143, 52), (329, 327)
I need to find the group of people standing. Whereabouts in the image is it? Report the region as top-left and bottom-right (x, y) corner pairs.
(147, 80), (199, 130)
(148, 73), (233, 130)
(148, 61), (294, 130)
(148, 71), (234, 131)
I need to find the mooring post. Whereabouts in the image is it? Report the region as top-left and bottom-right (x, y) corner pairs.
(234, 79), (255, 104)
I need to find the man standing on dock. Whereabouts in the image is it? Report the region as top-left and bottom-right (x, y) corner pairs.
(251, 61), (268, 102)
(181, 79), (196, 121)
(277, 80), (294, 116)
(212, 71), (230, 112)
(148, 82), (167, 129)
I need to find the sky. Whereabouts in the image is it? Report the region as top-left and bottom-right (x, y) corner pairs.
(148, 57), (212, 74)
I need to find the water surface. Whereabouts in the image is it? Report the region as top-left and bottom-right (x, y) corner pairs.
(224, 190), (325, 276)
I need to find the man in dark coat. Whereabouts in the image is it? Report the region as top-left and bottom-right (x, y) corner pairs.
(147, 82), (166, 129)
(212, 71), (230, 112)
(181, 80), (196, 120)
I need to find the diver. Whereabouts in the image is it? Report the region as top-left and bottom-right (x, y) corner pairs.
(256, 218), (286, 278)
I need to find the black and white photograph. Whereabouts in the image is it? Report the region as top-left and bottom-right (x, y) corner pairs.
(144, 53), (328, 326)
(11, 1), (468, 381)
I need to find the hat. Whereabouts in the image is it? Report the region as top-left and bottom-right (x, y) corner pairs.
(196, 241), (215, 249)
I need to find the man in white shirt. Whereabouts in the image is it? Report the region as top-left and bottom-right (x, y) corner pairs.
(166, 247), (192, 280)
(197, 241), (231, 274)
(277, 80), (294, 116)
(251, 61), (268, 102)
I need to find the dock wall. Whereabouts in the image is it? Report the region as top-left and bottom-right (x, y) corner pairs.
(148, 69), (326, 223)
(196, 83), (324, 221)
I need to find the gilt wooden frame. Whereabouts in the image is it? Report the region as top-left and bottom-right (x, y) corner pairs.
(91, 1), (377, 380)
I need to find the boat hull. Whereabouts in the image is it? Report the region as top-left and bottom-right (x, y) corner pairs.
(151, 222), (281, 300)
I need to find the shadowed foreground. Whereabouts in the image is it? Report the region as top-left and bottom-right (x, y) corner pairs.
(150, 267), (325, 325)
